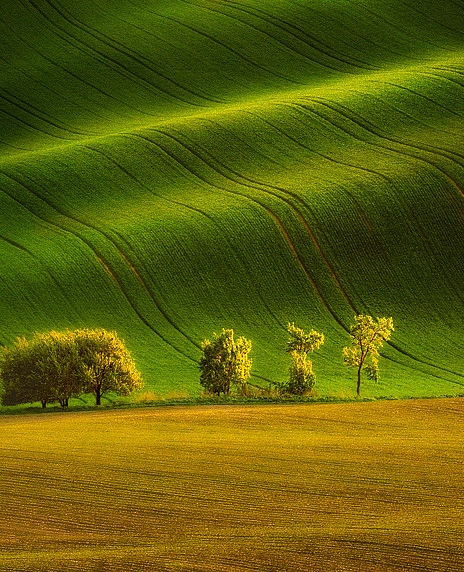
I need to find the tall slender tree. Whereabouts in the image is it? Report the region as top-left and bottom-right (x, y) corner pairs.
(283, 323), (324, 395)
(343, 315), (394, 396)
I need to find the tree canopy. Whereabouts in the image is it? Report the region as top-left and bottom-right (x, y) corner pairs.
(199, 329), (252, 396)
(282, 323), (324, 395)
(0, 329), (142, 407)
(343, 315), (394, 396)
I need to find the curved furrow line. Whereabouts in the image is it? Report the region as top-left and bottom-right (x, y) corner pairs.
(299, 97), (464, 223)
(48, 0), (226, 105)
(150, 126), (359, 324)
(0, 91), (90, 138)
(297, 99), (464, 313)
(180, 0), (374, 73)
(164, 113), (392, 287)
(131, 130), (350, 333)
(92, 8), (250, 93)
(289, 0), (427, 63)
(293, 97), (464, 198)
(380, 349), (464, 385)
(248, 103), (393, 186)
(352, 1), (457, 52)
(377, 79), (464, 120)
(0, 16), (158, 124)
(117, 133), (287, 333)
(0, 106), (71, 142)
(83, 142), (281, 344)
(0, 169), (197, 362)
(198, 117), (288, 170)
(263, 207), (351, 332)
(154, 119), (464, 378)
(308, 91), (464, 166)
(283, 0), (371, 57)
(225, 0), (377, 70)
(397, 0), (464, 35)
(21, 0), (204, 109)
(388, 340), (464, 382)
(133, 3), (303, 85)
(429, 69), (464, 95)
(289, 100), (464, 365)
(0, 88), (90, 136)
(295, 98), (464, 186)
(330, 185), (393, 268)
(308, 94), (464, 211)
(0, 232), (78, 312)
(434, 64), (464, 77)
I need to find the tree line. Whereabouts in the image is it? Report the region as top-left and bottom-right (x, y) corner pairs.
(0, 314), (393, 409)
(0, 329), (142, 407)
(199, 315), (394, 398)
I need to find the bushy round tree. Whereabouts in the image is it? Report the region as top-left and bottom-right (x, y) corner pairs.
(199, 329), (252, 396)
(74, 328), (142, 405)
(0, 328), (142, 407)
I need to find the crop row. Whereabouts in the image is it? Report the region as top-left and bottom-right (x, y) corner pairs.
(0, 0), (463, 396)
(1, 400), (463, 570)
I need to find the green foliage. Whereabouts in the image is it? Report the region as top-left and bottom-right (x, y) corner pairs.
(73, 329), (143, 406)
(0, 0), (463, 399)
(0, 329), (142, 407)
(343, 315), (394, 396)
(285, 351), (316, 396)
(286, 323), (325, 355)
(199, 329), (252, 396)
(281, 323), (324, 396)
(0, 337), (41, 407)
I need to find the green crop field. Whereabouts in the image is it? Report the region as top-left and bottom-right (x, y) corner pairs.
(0, 399), (463, 570)
(1, 0), (463, 401)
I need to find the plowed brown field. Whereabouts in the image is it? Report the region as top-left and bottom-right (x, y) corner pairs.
(1, 399), (462, 571)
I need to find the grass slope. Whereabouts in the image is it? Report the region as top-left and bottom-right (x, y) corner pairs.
(0, 0), (463, 400)
(0, 399), (463, 570)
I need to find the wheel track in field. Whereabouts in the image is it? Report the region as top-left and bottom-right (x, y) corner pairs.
(143, 119), (464, 383)
(130, 130), (345, 328)
(352, 0), (463, 51)
(177, 0), (374, 73)
(214, 0), (377, 70)
(0, 230), (79, 312)
(285, 96), (464, 379)
(84, 140), (286, 339)
(47, 0), (225, 104)
(20, 0), (211, 108)
(0, 88), (90, 137)
(0, 13), (158, 148)
(288, 0), (434, 62)
(294, 93), (464, 305)
(140, 126), (356, 333)
(0, 169), (198, 361)
(124, 0), (304, 84)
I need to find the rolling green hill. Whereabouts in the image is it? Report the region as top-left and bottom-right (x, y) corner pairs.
(1, 0), (463, 401)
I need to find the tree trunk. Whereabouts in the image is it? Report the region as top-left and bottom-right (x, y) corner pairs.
(357, 364), (362, 397)
(96, 388), (101, 405)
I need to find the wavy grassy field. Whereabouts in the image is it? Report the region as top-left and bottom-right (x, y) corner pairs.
(1, 0), (463, 400)
(1, 399), (463, 570)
